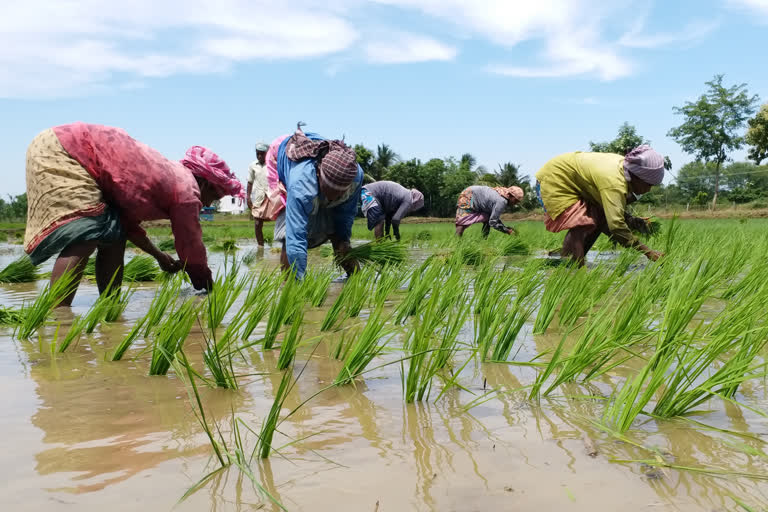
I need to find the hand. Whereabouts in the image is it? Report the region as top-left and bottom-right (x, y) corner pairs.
(334, 241), (359, 276)
(507, 227), (518, 235)
(156, 251), (182, 273)
(645, 250), (664, 262)
(247, 199), (254, 211)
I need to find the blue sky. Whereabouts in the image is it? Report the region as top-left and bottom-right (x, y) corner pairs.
(1, 0), (767, 195)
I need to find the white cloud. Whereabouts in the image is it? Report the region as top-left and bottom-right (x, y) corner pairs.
(619, 20), (719, 48)
(727, 0), (768, 16)
(365, 34), (456, 63)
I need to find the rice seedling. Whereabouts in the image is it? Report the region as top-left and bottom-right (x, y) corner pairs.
(662, 214), (681, 255)
(533, 265), (574, 334)
(395, 260), (442, 323)
(0, 255), (38, 283)
(201, 320), (241, 389)
(257, 369), (291, 459)
(0, 306), (24, 325)
(277, 310), (304, 370)
(110, 317), (146, 361)
(334, 306), (393, 385)
(337, 239), (407, 267)
(301, 267), (334, 307)
(473, 274), (516, 359)
(211, 239), (238, 252)
(102, 286), (134, 322)
(157, 238), (176, 252)
(205, 262), (247, 331)
(320, 267), (372, 331)
(372, 265), (406, 306)
(123, 255), (160, 282)
(15, 271), (78, 340)
(149, 298), (198, 376)
(489, 300), (535, 363)
(263, 276), (301, 348)
(238, 269), (279, 341)
(241, 249), (258, 265)
(143, 274), (184, 336)
(57, 315), (88, 353)
(500, 236), (531, 256)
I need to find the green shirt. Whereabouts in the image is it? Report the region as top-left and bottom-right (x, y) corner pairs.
(535, 151), (637, 247)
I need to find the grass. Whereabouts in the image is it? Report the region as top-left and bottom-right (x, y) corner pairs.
(0, 255), (38, 283)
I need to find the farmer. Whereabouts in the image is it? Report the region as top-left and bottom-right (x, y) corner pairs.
(23, 122), (243, 305)
(535, 145), (665, 265)
(267, 124), (362, 279)
(360, 181), (424, 240)
(247, 142), (270, 247)
(454, 185), (524, 238)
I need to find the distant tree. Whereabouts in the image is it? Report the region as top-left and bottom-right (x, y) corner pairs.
(746, 103), (768, 165)
(353, 144), (374, 175)
(371, 144), (400, 180)
(0, 193), (27, 221)
(459, 153), (477, 173)
(677, 161), (717, 200)
(668, 74), (759, 208)
(495, 162), (524, 187)
(590, 122), (649, 155)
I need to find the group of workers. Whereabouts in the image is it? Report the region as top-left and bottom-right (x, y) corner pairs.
(22, 122), (666, 305)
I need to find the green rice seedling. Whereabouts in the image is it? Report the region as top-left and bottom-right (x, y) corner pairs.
(149, 298), (198, 376)
(57, 314), (89, 353)
(143, 275), (185, 336)
(334, 306), (393, 385)
(123, 255), (160, 282)
(301, 267), (334, 307)
(102, 286), (135, 322)
(201, 322), (240, 389)
(277, 310), (304, 370)
(432, 292), (472, 370)
(0, 306), (24, 325)
(263, 277), (301, 348)
(320, 267), (372, 331)
(662, 214), (680, 255)
(157, 238), (176, 252)
(490, 300), (535, 363)
(257, 369), (291, 459)
(533, 265), (574, 334)
(458, 242), (487, 266)
(211, 239), (238, 252)
(500, 236), (531, 256)
(472, 257), (506, 313)
(338, 239), (407, 267)
(371, 265), (406, 306)
(0, 255), (39, 283)
(16, 271), (78, 340)
(241, 249), (258, 266)
(237, 269), (279, 340)
(395, 261), (442, 323)
(110, 317), (146, 361)
(205, 263), (247, 331)
(474, 274), (516, 359)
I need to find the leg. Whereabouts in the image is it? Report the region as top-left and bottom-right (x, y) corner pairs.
(455, 225), (467, 237)
(51, 241), (98, 306)
(481, 222), (491, 239)
(95, 239), (126, 295)
(384, 219), (391, 238)
(279, 240), (290, 273)
(373, 221), (385, 240)
(561, 226), (598, 266)
(254, 219), (265, 246)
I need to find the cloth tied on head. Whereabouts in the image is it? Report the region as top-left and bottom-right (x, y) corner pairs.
(623, 144), (665, 185)
(255, 142), (269, 152)
(493, 186), (524, 204)
(286, 129), (358, 192)
(181, 146), (244, 199)
(410, 189), (425, 212)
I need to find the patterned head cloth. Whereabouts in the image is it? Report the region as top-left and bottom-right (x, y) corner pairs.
(410, 189), (425, 212)
(286, 129), (358, 192)
(181, 146), (244, 199)
(623, 145), (665, 185)
(493, 186), (524, 204)
(255, 142), (269, 152)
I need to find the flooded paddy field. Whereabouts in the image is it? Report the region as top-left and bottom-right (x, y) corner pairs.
(2, 219), (768, 511)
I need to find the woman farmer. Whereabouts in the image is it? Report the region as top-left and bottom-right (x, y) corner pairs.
(360, 181), (424, 240)
(535, 145), (665, 265)
(24, 122), (243, 305)
(267, 125), (362, 279)
(247, 142), (270, 247)
(455, 185), (524, 238)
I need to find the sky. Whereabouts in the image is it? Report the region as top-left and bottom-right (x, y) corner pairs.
(1, 0), (767, 196)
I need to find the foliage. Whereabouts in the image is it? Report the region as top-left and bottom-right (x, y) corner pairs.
(0, 194), (27, 222)
(590, 122), (649, 156)
(746, 103), (768, 165)
(0, 255), (38, 283)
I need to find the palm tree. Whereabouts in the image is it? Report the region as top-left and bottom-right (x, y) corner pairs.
(495, 162), (522, 187)
(372, 144), (400, 180)
(460, 153), (476, 173)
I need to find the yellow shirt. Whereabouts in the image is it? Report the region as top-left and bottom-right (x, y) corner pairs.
(535, 151), (636, 247)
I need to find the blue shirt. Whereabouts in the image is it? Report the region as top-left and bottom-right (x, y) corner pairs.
(277, 133), (363, 278)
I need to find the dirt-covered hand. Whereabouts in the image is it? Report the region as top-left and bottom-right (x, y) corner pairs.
(156, 252), (182, 273)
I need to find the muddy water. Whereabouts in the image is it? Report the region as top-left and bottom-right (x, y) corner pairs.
(2, 247), (768, 511)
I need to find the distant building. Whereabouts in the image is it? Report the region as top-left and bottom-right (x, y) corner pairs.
(217, 195), (246, 215)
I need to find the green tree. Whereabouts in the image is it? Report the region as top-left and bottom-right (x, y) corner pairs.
(354, 144), (374, 175)
(590, 122), (649, 155)
(371, 144), (400, 180)
(494, 162), (524, 187)
(677, 161), (717, 200)
(668, 74), (759, 209)
(746, 103), (768, 165)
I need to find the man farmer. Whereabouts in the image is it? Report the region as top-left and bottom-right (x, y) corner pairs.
(455, 185), (524, 238)
(247, 142), (270, 246)
(535, 144), (665, 265)
(360, 180), (424, 240)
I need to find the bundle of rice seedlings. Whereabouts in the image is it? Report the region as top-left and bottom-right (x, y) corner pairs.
(334, 307), (392, 385)
(0, 306), (24, 325)
(0, 255), (39, 283)
(320, 266), (374, 331)
(277, 310), (303, 370)
(102, 286), (135, 322)
(202, 317), (243, 389)
(157, 238), (176, 252)
(500, 236), (530, 256)
(110, 317), (146, 361)
(394, 261), (442, 323)
(211, 239), (238, 252)
(205, 264), (247, 330)
(124, 255), (160, 282)
(301, 267), (334, 307)
(337, 239), (407, 267)
(149, 298), (198, 376)
(15, 271), (78, 340)
(263, 277), (301, 349)
(532, 266), (574, 334)
(58, 315), (88, 352)
(257, 369), (291, 459)
(241, 249), (258, 266)
(489, 301), (535, 363)
(143, 275), (184, 336)
(372, 265), (407, 306)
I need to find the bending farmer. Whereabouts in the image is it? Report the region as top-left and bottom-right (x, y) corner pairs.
(455, 185), (524, 238)
(535, 145), (665, 265)
(360, 181), (424, 240)
(269, 125), (362, 279)
(24, 123), (242, 305)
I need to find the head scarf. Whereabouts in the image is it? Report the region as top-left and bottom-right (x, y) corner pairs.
(181, 146), (244, 199)
(410, 189), (425, 212)
(493, 186), (524, 204)
(623, 145), (665, 185)
(286, 129), (358, 192)
(255, 142), (269, 152)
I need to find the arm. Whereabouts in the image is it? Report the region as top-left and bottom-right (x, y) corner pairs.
(283, 161), (314, 279)
(168, 202), (214, 290)
(246, 181), (254, 211)
(330, 168), (363, 243)
(390, 199), (411, 241)
(488, 197), (515, 234)
(600, 188), (659, 260)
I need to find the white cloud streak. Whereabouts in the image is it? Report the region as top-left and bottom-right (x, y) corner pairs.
(365, 34), (457, 63)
